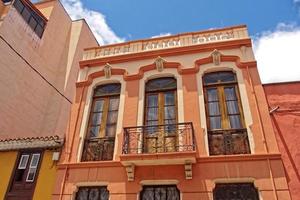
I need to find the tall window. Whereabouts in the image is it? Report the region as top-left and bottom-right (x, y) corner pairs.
(6, 152), (41, 199)
(140, 185), (180, 200)
(144, 77), (177, 153)
(76, 186), (109, 200)
(203, 71), (250, 155)
(213, 183), (259, 200)
(82, 83), (121, 161)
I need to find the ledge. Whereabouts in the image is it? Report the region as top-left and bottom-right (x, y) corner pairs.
(196, 153), (282, 163)
(120, 151), (197, 166)
(57, 161), (123, 169)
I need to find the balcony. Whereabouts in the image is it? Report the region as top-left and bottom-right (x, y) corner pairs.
(208, 128), (250, 155)
(120, 122), (196, 166)
(81, 137), (115, 161)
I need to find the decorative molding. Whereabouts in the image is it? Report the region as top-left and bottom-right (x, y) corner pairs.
(184, 162), (193, 180)
(154, 56), (165, 72)
(76, 54), (257, 87)
(211, 49), (221, 65)
(79, 38), (252, 68)
(125, 164), (135, 181)
(103, 63), (112, 79)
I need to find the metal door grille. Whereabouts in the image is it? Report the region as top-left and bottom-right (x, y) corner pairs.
(140, 185), (180, 200)
(76, 186), (109, 200)
(213, 183), (259, 200)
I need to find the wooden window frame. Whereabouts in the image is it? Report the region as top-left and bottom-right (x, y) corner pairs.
(87, 95), (119, 139)
(86, 84), (121, 139)
(144, 77), (178, 126)
(203, 72), (246, 131)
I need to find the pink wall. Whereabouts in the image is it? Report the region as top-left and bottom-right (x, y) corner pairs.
(0, 1), (97, 140)
(264, 82), (300, 199)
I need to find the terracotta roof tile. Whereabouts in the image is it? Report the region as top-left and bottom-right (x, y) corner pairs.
(0, 135), (64, 151)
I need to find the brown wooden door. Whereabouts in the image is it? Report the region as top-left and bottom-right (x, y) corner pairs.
(6, 152), (42, 200)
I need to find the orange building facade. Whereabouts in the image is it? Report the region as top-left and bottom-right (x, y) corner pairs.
(54, 25), (291, 200)
(264, 82), (300, 200)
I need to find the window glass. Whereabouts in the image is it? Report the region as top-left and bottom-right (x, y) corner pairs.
(18, 154), (29, 169)
(83, 84), (121, 161)
(28, 17), (38, 30)
(144, 78), (177, 152)
(35, 24), (44, 38)
(26, 153), (40, 182)
(13, 0), (24, 13)
(94, 84), (121, 97)
(13, 0), (46, 38)
(203, 71), (236, 85)
(146, 77), (176, 92)
(22, 7), (31, 22)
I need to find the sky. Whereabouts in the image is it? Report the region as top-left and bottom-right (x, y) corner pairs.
(61, 0), (300, 84)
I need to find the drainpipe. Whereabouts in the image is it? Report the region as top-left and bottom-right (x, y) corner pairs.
(246, 66), (278, 200)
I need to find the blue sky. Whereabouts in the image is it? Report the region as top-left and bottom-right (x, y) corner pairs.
(61, 0), (300, 83)
(79, 0), (300, 40)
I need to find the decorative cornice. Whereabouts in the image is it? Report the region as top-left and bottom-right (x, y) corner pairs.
(0, 135), (64, 151)
(76, 53), (257, 88)
(79, 38), (252, 68)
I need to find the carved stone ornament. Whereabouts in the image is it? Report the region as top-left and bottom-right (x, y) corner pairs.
(103, 63), (112, 79)
(184, 162), (193, 180)
(154, 56), (165, 72)
(211, 49), (221, 65)
(125, 164), (135, 181)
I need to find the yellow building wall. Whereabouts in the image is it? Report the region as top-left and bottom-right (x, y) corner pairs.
(33, 150), (57, 200)
(0, 151), (18, 200)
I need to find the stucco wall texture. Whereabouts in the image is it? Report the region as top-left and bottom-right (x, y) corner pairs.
(54, 34), (291, 199)
(0, 0), (97, 140)
(264, 82), (300, 200)
(0, 151), (18, 200)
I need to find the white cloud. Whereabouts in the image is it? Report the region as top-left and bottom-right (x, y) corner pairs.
(253, 23), (300, 83)
(61, 0), (124, 45)
(151, 33), (172, 38)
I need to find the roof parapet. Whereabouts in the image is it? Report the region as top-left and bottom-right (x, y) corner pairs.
(82, 25), (249, 61)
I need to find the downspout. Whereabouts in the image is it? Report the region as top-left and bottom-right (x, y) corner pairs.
(246, 66), (278, 200)
(59, 84), (86, 200)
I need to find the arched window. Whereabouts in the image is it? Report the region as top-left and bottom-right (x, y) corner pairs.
(144, 77), (177, 153)
(203, 71), (250, 155)
(82, 83), (121, 161)
(145, 77), (177, 127)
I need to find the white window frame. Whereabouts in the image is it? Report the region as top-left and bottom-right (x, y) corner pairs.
(25, 153), (40, 182)
(18, 154), (29, 169)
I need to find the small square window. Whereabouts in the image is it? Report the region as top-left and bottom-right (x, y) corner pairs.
(21, 7), (31, 22)
(13, 0), (24, 13)
(28, 17), (38, 30)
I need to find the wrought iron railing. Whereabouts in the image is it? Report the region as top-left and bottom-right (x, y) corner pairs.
(81, 137), (115, 161)
(122, 122), (195, 154)
(208, 128), (250, 155)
